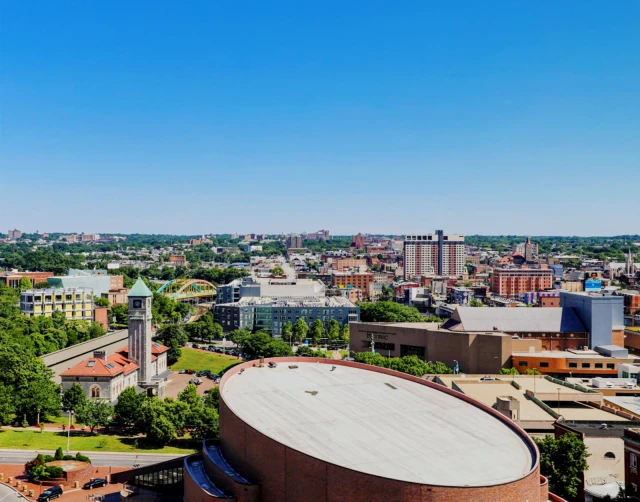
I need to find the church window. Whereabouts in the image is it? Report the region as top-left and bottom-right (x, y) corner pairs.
(91, 386), (101, 398)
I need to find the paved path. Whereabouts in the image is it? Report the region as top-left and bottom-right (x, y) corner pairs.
(0, 483), (23, 500)
(0, 450), (184, 467)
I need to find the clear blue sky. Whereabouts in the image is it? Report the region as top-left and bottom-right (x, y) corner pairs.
(1, 1), (638, 236)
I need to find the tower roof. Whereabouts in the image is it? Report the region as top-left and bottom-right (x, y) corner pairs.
(128, 277), (153, 297)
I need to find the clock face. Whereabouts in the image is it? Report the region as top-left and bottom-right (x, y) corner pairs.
(133, 299), (142, 309)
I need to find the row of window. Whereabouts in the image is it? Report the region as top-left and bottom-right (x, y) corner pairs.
(518, 361), (615, 369)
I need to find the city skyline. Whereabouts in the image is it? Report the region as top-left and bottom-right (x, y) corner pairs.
(2, 1), (639, 235)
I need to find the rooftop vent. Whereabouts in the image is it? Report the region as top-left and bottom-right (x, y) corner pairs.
(86, 361), (96, 367)
(288, 365), (298, 369)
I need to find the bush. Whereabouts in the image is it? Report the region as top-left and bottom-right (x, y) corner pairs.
(75, 452), (91, 463)
(54, 447), (64, 460)
(62, 455), (75, 461)
(43, 455), (55, 462)
(45, 466), (64, 478)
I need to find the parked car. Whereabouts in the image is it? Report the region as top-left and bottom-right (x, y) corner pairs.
(178, 369), (186, 374)
(37, 486), (63, 501)
(185, 369), (194, 374)
(207, 373), (218, 380)
(83, 478), (108, 489)
(192, 344), (200, 349)
(189, 377), (203, 385)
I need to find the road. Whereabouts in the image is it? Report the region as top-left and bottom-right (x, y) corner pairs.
(0, 450), (185, 467)
(0, 483), (22, 500)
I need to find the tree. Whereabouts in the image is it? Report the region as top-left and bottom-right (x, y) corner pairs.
(340, 324), (350, 346)
(75, 399), (113, 433)
(534, 434), (589, 500)
(327, 320), (340, 343)
(358, 302), (424, 322)
(354, 353), (452, 377)
(61, 383), (87, 413)
(282, 321), (293, 344)
(469, 299), (484, 307)
(19, 276), (33, 290)
(292, 319), (308, 344)
(499, 367), (520, 375)
(310, 319), (325, 345)
(136, 398), (174, 445)
(114, 387), (144, 426)
(157, 325), (188, 365)
(94, 297), (110, 308)
(525, 368), (541, 375)
(241, 332), (294, 359)
(111, 304), (128, 325)
(203, 386), (220, 410)
(380, 285), (395, 301)
(270, 266), (285, 276)
(228, 329), (250, 351)
(0, 384), (15, 425)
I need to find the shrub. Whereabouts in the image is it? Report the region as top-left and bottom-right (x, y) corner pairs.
(43, 455), (55, 462)
(75, 452), (91, 463)
(62, 455), (75, 461)
(45, 466), (65, 478)
(54, 447), (64, 460)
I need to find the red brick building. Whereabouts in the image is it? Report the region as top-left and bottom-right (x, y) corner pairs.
(492, 268), (554, 298)
(1, 271), (54, 288)
(624, 428), (640, 496)
(351, 233), (365, 250)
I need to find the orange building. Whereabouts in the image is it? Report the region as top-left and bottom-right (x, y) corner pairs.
(94, 306), (109, 331)
(511, 350), (634, 376)
(330, 258), (367, 271)
(492, 268), (554, 298)
(332, 272), (374, 296)
(169, 255), (187, 265)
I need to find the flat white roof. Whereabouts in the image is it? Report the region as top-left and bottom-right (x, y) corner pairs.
(222, 362), (535, 487)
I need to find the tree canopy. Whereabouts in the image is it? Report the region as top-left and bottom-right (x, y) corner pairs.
(358, 301), (426, 323)
(534, 433), (589, 500)
(354, 352), (452, 377)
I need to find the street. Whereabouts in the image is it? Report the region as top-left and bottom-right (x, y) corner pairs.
(0, 450), (184, 467)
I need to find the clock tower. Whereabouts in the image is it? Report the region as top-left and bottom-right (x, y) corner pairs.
(128, 277), (154, 385)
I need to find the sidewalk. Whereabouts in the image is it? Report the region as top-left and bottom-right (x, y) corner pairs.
(0, 464), (128, 501)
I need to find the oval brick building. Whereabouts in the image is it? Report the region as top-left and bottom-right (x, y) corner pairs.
(184, 357), (555, 502)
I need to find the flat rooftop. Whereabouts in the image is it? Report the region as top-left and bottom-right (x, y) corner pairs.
(222, 362), (535, 487)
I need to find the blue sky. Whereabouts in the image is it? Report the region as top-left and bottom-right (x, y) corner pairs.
(1, 1), (638, 236)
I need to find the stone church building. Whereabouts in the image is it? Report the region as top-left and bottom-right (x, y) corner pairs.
(60, 278), (171, 402)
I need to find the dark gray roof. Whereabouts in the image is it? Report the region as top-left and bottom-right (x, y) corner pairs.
(443, 307), (587, 333)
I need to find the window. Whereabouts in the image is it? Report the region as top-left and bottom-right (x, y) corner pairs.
(519, 361), (528, 367)
(540, 362), (549, 368)
(595, 363), (603, 369)
(91, 386), (101, 398)
(607, 363), (615, 369)
(632, 453), (637, 469)
(567, 362), (577, 368)
(582, 363), (590, 368)
(604, 452), (616, 459)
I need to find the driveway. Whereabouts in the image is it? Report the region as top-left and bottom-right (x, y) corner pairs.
(164, 373), (217, 400)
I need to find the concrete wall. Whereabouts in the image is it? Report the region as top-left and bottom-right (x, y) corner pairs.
(41, 329), (128, 383)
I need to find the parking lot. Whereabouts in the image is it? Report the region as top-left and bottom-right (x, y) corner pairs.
(165, 372), (219, 399)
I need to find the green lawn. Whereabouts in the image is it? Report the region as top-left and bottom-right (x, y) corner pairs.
(0, 429), (196, 454)
(170, 347), (241, 374)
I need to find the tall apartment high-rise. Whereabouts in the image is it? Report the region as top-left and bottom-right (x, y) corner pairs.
(7, 229), (22, 240)
(285, 234), (303, 249)
(403, 230), (465, 278)
(351, 233), (365, 250)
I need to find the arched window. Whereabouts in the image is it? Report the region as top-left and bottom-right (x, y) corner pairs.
(604, 452), (616, 459)
(91, 386), (101, 398)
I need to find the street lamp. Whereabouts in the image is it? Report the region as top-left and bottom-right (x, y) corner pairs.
(222, 335), (226, 355)
(370, 337), (375, 354)
(66, 409), (74, 452)
(533, 369), (537, 394)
